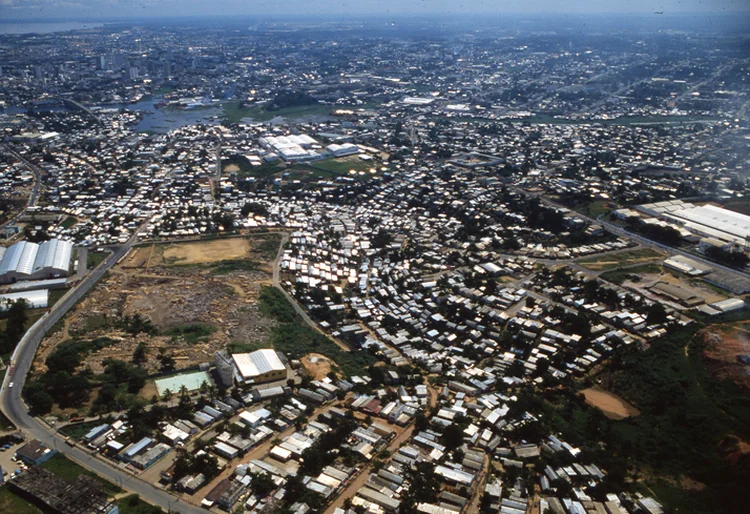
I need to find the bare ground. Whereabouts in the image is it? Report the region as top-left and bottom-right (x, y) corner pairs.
(701, 327), (750, 390)
(581, 386), (641, 420)
(34, 235), (281, 376)
(301, 353), (334, 380)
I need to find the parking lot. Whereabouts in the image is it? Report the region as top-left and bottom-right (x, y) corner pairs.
(0, 440), (27, 481)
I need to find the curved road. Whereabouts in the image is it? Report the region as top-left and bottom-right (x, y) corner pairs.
(0, 231), (205, 514)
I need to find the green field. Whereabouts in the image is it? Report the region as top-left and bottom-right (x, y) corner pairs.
(599, 263), (663, 284)
(87, 251), (108, 270)
(164, 323), (216, 343)
(577, 248), (664, 271)
(59, 420), (103, 440)
(41, 454), (121, 495)
(560, 199), (616, 219)
(222, 155), (284, 179)
(222, 101), (332, 124)
(116, 494), (166, 514)
(0, 487), (42, 514)
(60, 217), (77, 229)
(308, 157), (377, 176)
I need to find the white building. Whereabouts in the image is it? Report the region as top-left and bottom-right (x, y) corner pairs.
(0, 238), (73, 283)
(232, 349), (287, 385)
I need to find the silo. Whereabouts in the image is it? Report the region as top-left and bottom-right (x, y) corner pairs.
(214, 350), (235, 388)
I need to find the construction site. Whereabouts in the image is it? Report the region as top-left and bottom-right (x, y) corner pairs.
(32, 233), (283, 377)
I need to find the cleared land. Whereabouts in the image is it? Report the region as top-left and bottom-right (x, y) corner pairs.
(581, 386), (640, 420)
(162, 238), (251, 265)
(34, 234), (282, 380)
(578, 248), (665, 271)
(301, 353), (334, 380)
(701, 326), (750, 390)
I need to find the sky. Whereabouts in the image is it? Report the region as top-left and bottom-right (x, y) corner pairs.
(0, 0), (747, 20)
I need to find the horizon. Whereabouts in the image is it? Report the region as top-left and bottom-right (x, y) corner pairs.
(1, 0), (748, 22)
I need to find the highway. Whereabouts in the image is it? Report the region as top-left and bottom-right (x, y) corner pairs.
(0, 230), (206, 514)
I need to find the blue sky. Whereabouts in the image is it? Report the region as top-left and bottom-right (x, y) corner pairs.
(0, 0), (747, 20)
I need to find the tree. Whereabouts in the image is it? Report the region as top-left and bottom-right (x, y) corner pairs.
(132, 342), (148, 364)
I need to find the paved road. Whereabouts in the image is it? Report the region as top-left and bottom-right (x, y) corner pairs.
(0, 230), (206, 514)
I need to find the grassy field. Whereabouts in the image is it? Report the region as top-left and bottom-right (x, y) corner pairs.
(164, 323), (216, 343)
(48, 288), (68, 308)
(222, 155), (285, 179)
(562, 199), (617, 219)
(0, 487), (42, 514)
(60, 216), (77, 229)
(577, 248), (664, 271)
(87, 251), (108, 270)
(599, 263), (663, 284)
(116, 494), (166, 514)
(41, 454), (121, 495)
(306, 155), (377, 175)
(222, 101), (332, 124)
(59, 420), (103, 440)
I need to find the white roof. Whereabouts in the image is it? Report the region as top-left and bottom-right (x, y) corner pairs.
(33, 238), (73, 273)
(233, 349), (285, 380)
(0, 289), (48, 310)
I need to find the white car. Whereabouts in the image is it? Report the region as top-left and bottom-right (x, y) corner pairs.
(8, 382), (13, 388)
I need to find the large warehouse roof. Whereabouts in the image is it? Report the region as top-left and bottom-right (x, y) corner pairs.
(232, 349), (285, 380)
(664, 204), (750, 242)
(0, 238), (73, 281)
(33, 238), (73, 274)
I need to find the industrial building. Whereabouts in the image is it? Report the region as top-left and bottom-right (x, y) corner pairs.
(0, 289), (49, 310)
(231, 349), (287, 385)
(0, 238), (73, 284)
(9, 467), (117, 514)
(638, 201), (750, 245)
(259, 134), (322, 162)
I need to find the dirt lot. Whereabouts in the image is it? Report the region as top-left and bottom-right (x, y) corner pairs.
(581, 386), (640, 420)
(701, 327), (750, 390)
(34, 234), (282, 376)
(578, 248), (664, 271)
(301, 353), (335, 380)
(162, 238), (251, 265)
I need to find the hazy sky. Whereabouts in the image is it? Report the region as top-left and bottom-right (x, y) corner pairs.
(0, 0), (747, 20)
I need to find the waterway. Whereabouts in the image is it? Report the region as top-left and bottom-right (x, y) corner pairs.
(0, 22), (105, 35)
(0, 98), (223, 134)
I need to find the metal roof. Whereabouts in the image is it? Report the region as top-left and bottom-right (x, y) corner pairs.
(233, 349), (285, 380)
(33, 238), (73, 274)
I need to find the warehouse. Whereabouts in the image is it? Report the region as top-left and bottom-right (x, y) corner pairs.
(0, 238), (73, 284)
(232, 349), (287, 385)
(643, 201), (750, 244)
(0, 289), (49, 310)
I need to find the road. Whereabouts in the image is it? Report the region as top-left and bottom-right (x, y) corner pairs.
(0, 228), (206, 514)
(0, 143), (44, 228)
(510, 185), (750, 281)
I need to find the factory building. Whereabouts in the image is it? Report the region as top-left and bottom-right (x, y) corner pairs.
(0, 238), (73, 284)
(232, 349), (287, 385)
